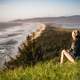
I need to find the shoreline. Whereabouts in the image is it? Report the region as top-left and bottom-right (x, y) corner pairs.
(0, 23), (46, 70)
(17, 23), (46, 57)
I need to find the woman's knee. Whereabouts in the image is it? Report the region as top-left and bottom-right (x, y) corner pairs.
(61, 49), (66, 53)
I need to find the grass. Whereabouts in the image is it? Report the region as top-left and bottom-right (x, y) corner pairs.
(0, 25), (80, 80)
(0, 60), (80, 80)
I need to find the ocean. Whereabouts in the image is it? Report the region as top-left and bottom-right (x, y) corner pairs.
(0, 23), (38, 69)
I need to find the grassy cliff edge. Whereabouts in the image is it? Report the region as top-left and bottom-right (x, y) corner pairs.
(0, 24), (80, 80)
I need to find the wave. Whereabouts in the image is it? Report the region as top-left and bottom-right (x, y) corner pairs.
(0, 23), (46, 69)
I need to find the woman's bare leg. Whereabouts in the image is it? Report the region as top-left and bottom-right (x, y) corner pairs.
(60, 50), (64, 64)
(60, 49), (75, 64)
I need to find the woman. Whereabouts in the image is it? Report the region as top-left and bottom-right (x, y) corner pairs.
(60, 30), (80, 64)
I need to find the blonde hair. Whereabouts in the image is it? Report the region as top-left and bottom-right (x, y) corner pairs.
(72, 30), (79, 40)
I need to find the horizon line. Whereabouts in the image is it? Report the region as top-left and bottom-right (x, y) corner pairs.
(0, 15), (80, 23)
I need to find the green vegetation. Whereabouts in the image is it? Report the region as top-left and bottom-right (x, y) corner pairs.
(0, 26), (80, 80)
(6, 26), (72, 68)
(0, 60), (80, 80)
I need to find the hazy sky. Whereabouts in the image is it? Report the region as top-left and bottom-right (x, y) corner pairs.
(0, 0), (80, 22)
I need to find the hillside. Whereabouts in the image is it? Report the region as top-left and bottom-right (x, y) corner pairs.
(0, 24), (80, 80)
(6, 25), (72, 68)
(12, 15), (80, 23)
